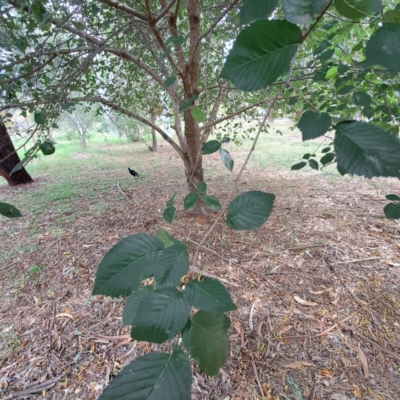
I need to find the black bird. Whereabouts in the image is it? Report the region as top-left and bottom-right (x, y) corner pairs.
(128, 167), (141, 177)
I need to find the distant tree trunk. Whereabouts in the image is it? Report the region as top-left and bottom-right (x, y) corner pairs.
(150, 114), (157, 152)
(0, 123), (33, 186)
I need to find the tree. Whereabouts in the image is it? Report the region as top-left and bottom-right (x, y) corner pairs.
(0, 122), (34, 186)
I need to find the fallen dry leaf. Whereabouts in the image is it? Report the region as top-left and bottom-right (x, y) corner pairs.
(56, 313), (74, 320)
(350, 345), (370, 378)
(294, 296), (318, 307)
(283, 361), (313, 369)
(309, 288), (331, 295)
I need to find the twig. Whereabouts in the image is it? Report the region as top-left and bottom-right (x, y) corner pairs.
(285, 243), (329, 251)
(334, 257), (380, 265)
(251, 357), (265, 399)
(113, 182), (131, 202)
(2, 376), (63, 400)
(190, 265), (238, 287)
(186, 238), (236, 263)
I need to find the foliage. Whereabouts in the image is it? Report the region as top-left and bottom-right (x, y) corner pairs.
(0, 202), (22, 218)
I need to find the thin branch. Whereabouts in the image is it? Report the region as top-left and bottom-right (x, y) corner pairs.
(300, 0), (334, 43)
(154, 0), (177, 22)
(97, 0), (147, 21)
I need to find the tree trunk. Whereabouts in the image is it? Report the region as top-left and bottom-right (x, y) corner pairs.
(151, 114), (158, 152)
(0, 123), (34, 186)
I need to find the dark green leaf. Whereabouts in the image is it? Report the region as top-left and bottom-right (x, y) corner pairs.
(39, 140), (55, 155)
(338, 85), (355, 95)
(221, 136), (231, 143)
(183, 277), (236, 312)
(219, 148), (234, 172)
(61, 101), (75, 110)
(385, 194), (400, 201)
(321, 147), (331, 153)
(220, 20), (301, 92)
(282, 0), (313, 24)
(182, 311), (230, 376)
(163, 207), (177, 224)
(226, 191), (275, 231)
(190, 106), (205, 123)
(335, 0), (374, 20)
(153, 243), (189, 288)
(201, 195), (221, 212)
(0, 202), (22, 218)
(362, 106), (375, 119)
(353, 92), (372, 107)
(382, 10), (400, 24)
(166, 35), (185, 46)
(288, 96), (298, 105)
(240, 0), (279, 25)
(98, 346), (191, 400)
(319, 49), (334, 62)
(298, 111), (332, 141)
(308, 159), (319, 170)
(166, 192), (177, 207)
(122, 286), (153, 326)
(365, 24), (400, 72)
(312, 0), (330, 14)
(384, 203), (400, 219)
(184, 192), (199, 210)
(338, 64), (350, 74)
(179, 101), (191, 112)
(92, 234), (164, 297)
(34, 111), (46, 125)
(320, 152), (335, 165)
(302, 153), (311, 160)
(164, 76), (176, 87)
(202, 140), (221, 155)
(197, 182), (207, 194)
(72, 21), (85, 30)
(10, 157), (29, 175)
(291, 161), (307, 170)
(334, 121), (400, 178)
(130, 287), (190, 343)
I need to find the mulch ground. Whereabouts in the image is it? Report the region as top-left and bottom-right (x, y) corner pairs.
(0, 143), (399, 400)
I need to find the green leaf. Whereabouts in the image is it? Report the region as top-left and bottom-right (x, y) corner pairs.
(353, 92), (372, 107)
(319, 49), (334, 62)
(164, 76), (176, 87)
(338, 64), (350, 74)
(291, 161), (307, 170)
(221, 136), (231, 143)
(219, 148), (234, 172)
(220, 20), (302, 92)
(365, 24), (400, 72)
(130, 287), (190, 343)
(226, 191), (275, 231)
(298, 110), (332, 141)
(163, 207), (177, 224)
(312, 0), (331, 14)
(320, 152), (335, 165)
(39, 140), (55, 155)
(308, 159), (319, 170)
(338, 85), (355, 95)
(325, 66), (338, 79)
(179, 101), (191, 112)
(202, 140), (221, 155)
(240, 0), (279, 25)
(384, 203), (400, 219)
(184, 192), (199, 210)
(362, 106), (375, 119)
(302, 153), (311, 160)
(335, 0), (374, 20)
(153, 243), (189, 288)
(34, 111), (46, 125)
(382, 10), (400, 25)
(201, 195), (221, 212)
(182, 311), (230, 376)
(334, 121), (400, 178)
(321, 147), (331, 153)
(385, 194), (400, 201)
(61, 102), (75, 110)
(155, 228), (182, 248)
(92, 234), (164, 297)
(166, 35), (185, 46)
(0, 202), (22, 218)
(183, 277), (236, 312)
(282, 0), (313, 25)
(166, 192), (177, 207)
(122, 286), (154, 326)
(72, 21), (85, 30)
(197, 182), (207, 194)
(30, 0), (48, 23)
(10, 157), (29, 175)
(190, 106), (205, 123)
(98, 346), (191, 400)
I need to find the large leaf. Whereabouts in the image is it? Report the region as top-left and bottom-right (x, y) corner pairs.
(130, 287), (190, 343)
(184, 192), (199, 210)
(353, 91), (372, 107)
(364, 24), (400, 72)
(384, 203), (400, 219)
(182, 311), (230, 376)
(92, 234), (164, 297)
(312, 0), (331, 14)
(153, 243), (189, 288)
(298, 111), (332, 141)
(226, 191), (275, 231)
(282, 0), (313, 25)
(98, 346), (191, 400)
(334, 121), (400, 178)
(122, 286), (154, 326)
(202, 195), (221, 211)
(219, 148), (234, 172)
(202, 140), (221, 155)
(240, 0), (279, 25)
(334, 0), (375, 20)
(220, 20), (302, 92)
(183, 277), (236, 312)
(0, 202), (22, 218)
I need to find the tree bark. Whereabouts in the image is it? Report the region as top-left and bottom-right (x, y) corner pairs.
(150, 114), (158, 152)
(0, 123), (34, 186)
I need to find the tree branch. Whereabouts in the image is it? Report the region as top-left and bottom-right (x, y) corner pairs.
(155, 0), (177, 22)
(97, 0), (147, 21)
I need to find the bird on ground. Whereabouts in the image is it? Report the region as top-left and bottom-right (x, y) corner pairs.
(128, 167), (141, 177)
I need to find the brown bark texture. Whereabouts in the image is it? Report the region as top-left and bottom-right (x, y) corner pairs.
(0, 123), (34, 186)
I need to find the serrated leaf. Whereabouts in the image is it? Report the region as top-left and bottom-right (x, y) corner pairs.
(164, 76), (176, 87)
(0, 202), (22, 218)
(197, 182), (207, 194)
(335, 0), (374, 20)
(220, 20), (301, 92)
(182, 311), (230, 376)
(298, 110), (332, 140)
(320, 152), (335, 165)
(153, 243), (189, 288)
(384, 203), (400, 219)
(190, 106), (205, 123)
(219, 148), (234, 172)
(166, 192), (177, 207)
(282, 0), (313, 25)
(130, 287), (190, 343)
(202, 140), (221, 155)
(353, 91), (372, 107)
(308, 159), (319, 170)
(98, 346), (191, 400)
(184, 192), (199, 210)
(385, 194), (400, 201)
(226, 190), (275, 231)
(365, 24), (400, 72)
(122, 286), (154, 326)
(34, 111), (46, 125)
(240, 0), (279, 25)
(291, 161), (307, 170)
(163, 207), (177, 224)
(334, 121), (400, 178)
(179, 101), (191, 112)
(201, 195), (221, 212)
(92, 234), (164, 297)
(183, 277), (236, 312)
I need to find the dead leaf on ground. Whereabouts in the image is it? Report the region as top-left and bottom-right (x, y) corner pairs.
(294, 296), (318, 307)
(283, 361), (313, 369)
